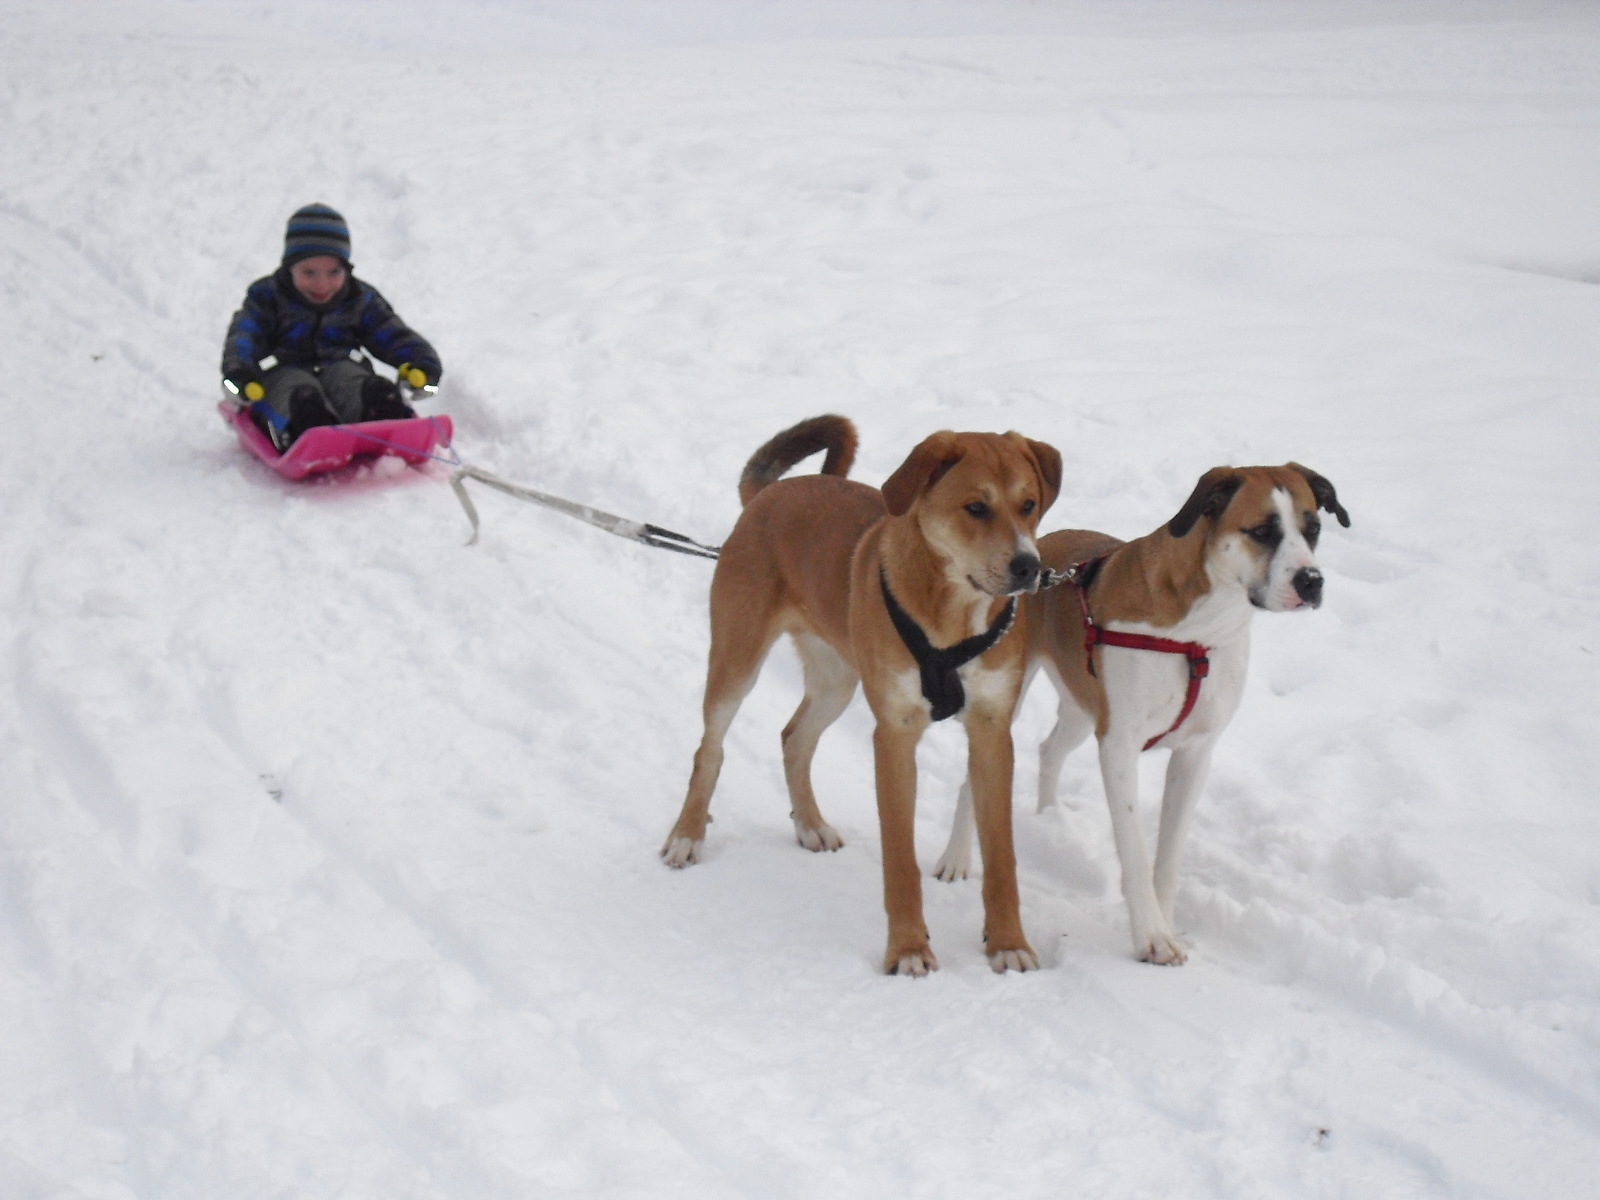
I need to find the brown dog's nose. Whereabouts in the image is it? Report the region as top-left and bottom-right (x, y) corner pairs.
(1008, 553), (1041, 593)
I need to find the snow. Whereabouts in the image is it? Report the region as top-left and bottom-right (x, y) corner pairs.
(2, 0), (1599, 1196)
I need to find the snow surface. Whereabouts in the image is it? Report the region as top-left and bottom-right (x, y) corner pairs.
(3, 1), (1599, 1196)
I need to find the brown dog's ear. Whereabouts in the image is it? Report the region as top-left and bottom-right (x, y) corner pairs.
(1011, 434), (1062, 515)
(1288, 462), (1351, 528)
(882, 431), (964, 516)
(1168, 467), (1244, 538)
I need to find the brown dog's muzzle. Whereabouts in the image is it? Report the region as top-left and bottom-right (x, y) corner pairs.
(1007, 552), (1041, 595)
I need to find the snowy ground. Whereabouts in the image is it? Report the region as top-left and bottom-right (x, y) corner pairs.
(2, 1), (1599, 1196)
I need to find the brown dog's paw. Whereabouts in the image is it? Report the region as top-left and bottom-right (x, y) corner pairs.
(792, 818), (843, 853)
(660, 836), (703, 868)
(884, 944), (940, 976)
(988, 945), (1040, 974)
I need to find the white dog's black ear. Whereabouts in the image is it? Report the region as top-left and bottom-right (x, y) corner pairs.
(1288, 462), (1351, 528)
(1168, 468), (1243, 538)
(882, 431), (964, 516)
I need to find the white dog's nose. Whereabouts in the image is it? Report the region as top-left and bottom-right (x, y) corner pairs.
(1292, 567), (1323, 607)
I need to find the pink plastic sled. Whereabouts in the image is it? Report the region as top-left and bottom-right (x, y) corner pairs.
(219, 401), (455, 481)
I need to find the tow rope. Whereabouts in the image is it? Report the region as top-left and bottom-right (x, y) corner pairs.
(1045, 556), (1210, 751)
(229, 387), (719, 558)
(448, 464), (721, 559)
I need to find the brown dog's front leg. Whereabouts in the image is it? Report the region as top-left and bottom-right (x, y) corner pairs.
(874, 720), (937, 975)
(967, 710), (1038, 973)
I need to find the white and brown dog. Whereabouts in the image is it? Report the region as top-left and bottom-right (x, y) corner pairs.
(662, 415), (1062, 975)
(934, 464), (1349, 964)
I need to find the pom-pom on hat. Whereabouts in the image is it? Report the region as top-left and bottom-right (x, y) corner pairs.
(282, 202), (352, 267)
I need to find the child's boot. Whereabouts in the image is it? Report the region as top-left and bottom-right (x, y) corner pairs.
(285, 385), (339, 446)
(359, 376), (416, 422)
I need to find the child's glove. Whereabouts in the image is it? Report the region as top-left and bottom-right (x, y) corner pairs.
(397, 363), (432, 389)
(398, 363), (438, 396)
(224, 373), (265, 403)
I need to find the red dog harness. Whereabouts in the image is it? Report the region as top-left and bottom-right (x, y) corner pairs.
(1052, 557), (1211, 751)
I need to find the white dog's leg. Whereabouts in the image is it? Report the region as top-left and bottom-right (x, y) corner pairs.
(1152, 741), (1214, 925)
(937, 662), (1041, 883)
(1037, 693), (1094, 813)
(1098, 735), (1186, 965)
(932, 778), (976, 882)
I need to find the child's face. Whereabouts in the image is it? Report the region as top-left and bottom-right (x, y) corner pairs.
(289, 255), (348, 305)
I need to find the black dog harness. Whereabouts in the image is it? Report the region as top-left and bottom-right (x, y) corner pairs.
(879, 567), (1017, 721)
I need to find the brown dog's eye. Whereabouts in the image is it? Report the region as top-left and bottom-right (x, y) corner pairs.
(965, 501), (991, 520)
(1304, 517), (1321, 548)
(1020, 499), (1036, 516)
(1245, 521), (1280, 546)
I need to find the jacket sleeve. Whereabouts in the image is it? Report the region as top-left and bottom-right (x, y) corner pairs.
(221, 279), (278, 381)
(355, 285), (444, 382)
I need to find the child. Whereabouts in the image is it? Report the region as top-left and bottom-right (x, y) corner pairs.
(221, 203), (443, 451)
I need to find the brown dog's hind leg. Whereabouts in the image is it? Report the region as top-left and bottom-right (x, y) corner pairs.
(781, 633), (857, 853)
(662, 617), (780, 868)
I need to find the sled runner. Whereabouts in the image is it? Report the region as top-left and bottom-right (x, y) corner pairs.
(218, 400), (455, 481)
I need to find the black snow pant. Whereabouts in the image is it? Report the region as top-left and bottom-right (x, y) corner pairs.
(261, 357), (380, 426)
(254, 357), (414, 448)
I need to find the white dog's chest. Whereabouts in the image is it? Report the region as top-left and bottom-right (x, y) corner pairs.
(1100, 593), (1252, 748)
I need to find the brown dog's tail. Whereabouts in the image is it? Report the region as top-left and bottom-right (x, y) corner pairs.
(737, 414), (858, 507)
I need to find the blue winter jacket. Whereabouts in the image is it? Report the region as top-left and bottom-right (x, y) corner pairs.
(221, 267), (443, 384)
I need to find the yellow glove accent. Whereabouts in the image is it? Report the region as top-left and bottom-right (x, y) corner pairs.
(243, 381), (265, 402)
(400, 364), (428, 389)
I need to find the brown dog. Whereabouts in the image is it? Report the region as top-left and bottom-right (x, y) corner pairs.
(662, 415), (1062, 975)
(933, 464), (1349, 964)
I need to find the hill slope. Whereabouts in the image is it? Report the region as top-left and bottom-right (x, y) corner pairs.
(2, 2), (1598, 1197)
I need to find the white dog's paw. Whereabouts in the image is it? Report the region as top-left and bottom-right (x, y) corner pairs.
(1135, 929), (1188, 966)
(660, 836), (703, 868)
(931, 845), (973, 882)
(988, 946), (1040, 974)
(793, 818), (843, 853)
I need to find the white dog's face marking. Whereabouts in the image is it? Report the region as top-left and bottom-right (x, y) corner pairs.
(1169, 465), (1347, 614)
(1213, 481), (1325, 612)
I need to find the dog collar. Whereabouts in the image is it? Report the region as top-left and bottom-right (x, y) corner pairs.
(879, 567), (1017, 722)
(1066, 555), (1210, 750)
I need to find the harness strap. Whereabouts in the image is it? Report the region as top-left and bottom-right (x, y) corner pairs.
(1067, 556), (1211, 751)
(880, 567), (1016, 722)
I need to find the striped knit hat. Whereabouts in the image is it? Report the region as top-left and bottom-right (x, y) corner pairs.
(282, 203), (351, 267)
